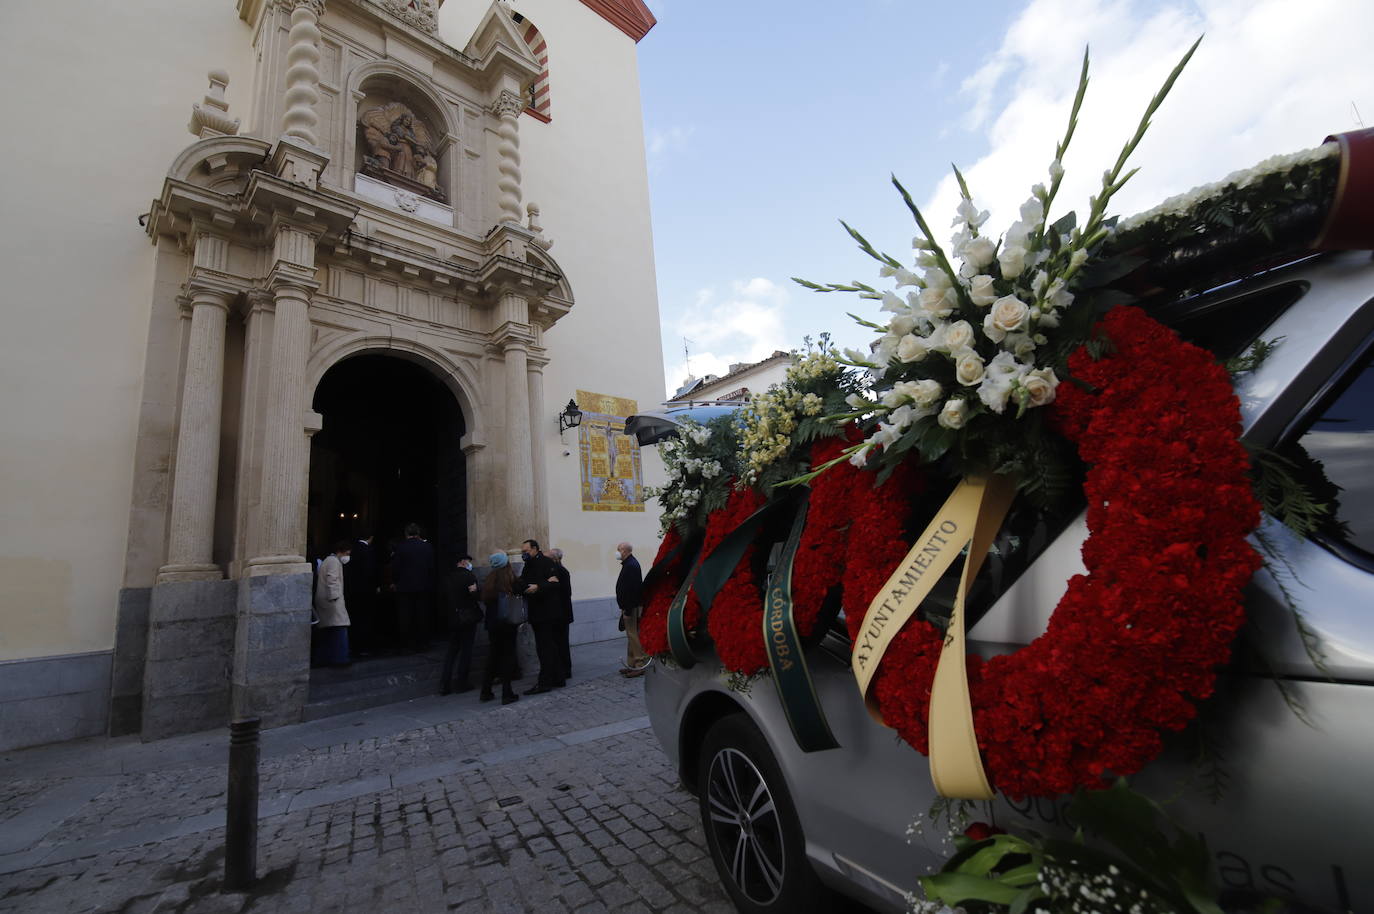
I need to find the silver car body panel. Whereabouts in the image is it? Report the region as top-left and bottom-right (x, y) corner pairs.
(644, 251), (1374, 914)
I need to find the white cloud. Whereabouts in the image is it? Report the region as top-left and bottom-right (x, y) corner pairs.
(922, 0), (1374, 240)
(663, 277), (792, 396)
(645, 124), (695, 172)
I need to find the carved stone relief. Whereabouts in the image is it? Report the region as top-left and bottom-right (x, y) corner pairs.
(358, 101), (446, 202)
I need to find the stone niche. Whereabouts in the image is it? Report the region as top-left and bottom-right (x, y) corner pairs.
(356, 98), (447, 203)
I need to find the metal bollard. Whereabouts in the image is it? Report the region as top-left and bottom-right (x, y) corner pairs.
(224, 716), (261, 891)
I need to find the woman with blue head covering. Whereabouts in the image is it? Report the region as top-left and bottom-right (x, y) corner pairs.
(480, 551), (520, 704)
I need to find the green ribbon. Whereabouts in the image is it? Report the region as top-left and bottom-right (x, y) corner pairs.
(763, 492), (839, 753)
(666, 556), (703, 668)
(694, 498), (792, 612)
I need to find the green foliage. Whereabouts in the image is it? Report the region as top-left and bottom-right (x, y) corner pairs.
(919, 781), (1228, 914)
(1225, 337), (1282, 377)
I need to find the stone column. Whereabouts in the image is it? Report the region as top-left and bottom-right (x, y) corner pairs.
(490, 90), (524, 226)
(527, 357), (549, 548)
(233, 227), (318, 728)
(158, 283), (234, 583)
(251, 277), (314, 572)
(502, 334), (536, 546)
(281, 0), (324, 147)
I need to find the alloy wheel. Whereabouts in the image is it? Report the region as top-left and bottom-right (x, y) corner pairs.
(704, 747), (786, 906)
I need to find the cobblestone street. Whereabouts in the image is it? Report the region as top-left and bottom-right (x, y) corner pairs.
(0, 641), (736, 914)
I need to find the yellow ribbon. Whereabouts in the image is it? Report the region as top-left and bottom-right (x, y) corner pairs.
(851, 474), (1018, 800)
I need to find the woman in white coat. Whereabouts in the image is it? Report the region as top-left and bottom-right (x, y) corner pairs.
(313, 540), (353, 666)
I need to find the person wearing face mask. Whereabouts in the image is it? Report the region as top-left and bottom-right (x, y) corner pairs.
(312, 540), (353, 667)
(614, 542), (646, 677)
(439, 553), (482, 695)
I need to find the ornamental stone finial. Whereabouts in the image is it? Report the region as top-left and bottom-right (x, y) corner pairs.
(188, 69), (241, 139)
(527, 202), (553, 250)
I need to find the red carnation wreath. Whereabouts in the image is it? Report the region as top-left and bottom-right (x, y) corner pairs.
(867, 306), (1262, 798)
(639, 485), (766, 658)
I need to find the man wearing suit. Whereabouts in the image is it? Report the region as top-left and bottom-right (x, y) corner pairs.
(615, 541), (646, 677)
(547, 548), (574, 684)
(391, 523), (436, 651)
(343, 533), (377, 655)
(518, 538), (562, 694)
(439, 553), (481, 694)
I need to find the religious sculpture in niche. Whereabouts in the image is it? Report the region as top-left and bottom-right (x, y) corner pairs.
(358, 101), (446, 202)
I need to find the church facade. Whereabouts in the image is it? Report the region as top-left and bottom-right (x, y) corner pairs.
(0, 0), (665, 750)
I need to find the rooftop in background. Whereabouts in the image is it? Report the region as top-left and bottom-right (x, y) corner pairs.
(669, 350), (791, 403)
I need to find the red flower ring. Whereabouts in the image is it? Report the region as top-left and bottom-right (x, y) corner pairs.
(640, 485), (766, 658)
(637, 528), (684, 657)
(867, 306), (1263, 798)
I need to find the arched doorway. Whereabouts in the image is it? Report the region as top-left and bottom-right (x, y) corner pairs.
(308, 353), (467, 660)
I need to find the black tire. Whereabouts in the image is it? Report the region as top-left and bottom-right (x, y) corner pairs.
(696, 714), (834, 914)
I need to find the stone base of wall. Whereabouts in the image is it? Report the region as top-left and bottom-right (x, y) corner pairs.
(569, 596), (623, 647)
(232, 572), (312, 729)
(141, 579), (237, 741)
(109, 587), (150, 736)
(0, 652), (112, 751)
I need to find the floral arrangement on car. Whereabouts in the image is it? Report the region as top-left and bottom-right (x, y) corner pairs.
(638, 39), (1356, 802)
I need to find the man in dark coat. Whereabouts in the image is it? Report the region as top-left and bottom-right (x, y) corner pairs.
(615, 541), (646, 677)
(548, 548), (574, 684)
(343, 533), (377, 655)
(391, 523), (436, 651)
(439, 553), (481, 694)
(518, 538), (562, 693)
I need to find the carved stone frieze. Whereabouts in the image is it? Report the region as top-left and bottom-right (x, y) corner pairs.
(373, 0), (438, 33)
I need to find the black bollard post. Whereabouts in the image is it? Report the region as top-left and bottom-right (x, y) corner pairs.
(224, 716), (261, 891)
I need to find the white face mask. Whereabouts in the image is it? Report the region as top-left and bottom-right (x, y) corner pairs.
(613, 551), (623, 562)
(339, 555), (351, 564)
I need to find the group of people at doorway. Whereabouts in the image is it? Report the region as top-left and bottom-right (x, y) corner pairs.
(312, 532), (650, 700)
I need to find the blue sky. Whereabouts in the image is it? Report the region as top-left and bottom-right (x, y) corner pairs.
(635, 0), (1374, 396)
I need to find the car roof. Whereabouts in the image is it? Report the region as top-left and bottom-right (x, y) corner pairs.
(624, 404), (740, 445)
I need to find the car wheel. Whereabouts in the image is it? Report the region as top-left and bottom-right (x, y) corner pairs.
(696, 714), (833, 914)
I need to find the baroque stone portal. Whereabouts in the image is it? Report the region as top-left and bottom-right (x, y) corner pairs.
(358, 101), (446, 202)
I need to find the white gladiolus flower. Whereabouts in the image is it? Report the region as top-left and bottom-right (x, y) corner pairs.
(881, 388), (906, 408)
(913, 236), (933, 250)
(1020, 196), (1045, 226)
(1006, 333), (1037, 359)
(977, 375), (1013, 413)
(889, 313), (917, 337)
(881, 291), (906, 313)
(845, 392), (866, 409)
(969, 274), (998, 306)
(1032, 270), (1050, 296)
(894, 268), (921, 287)
(1037, 309), (1061, 329)
(889, 404), (915, 429)
(937, 398), (969, 429)
(897, 333), (929, 362)
(843, 347), (876, 366)
(916, 250), (939, 268)
(849, 445), (872, 467)
(954, 197), (989, 228)
(875, 333), (900, 364)
(1049, 159), (1064, 180)
(878, 264), (897, 278)
(1069, 248), (1088, 271)
(955, 351), (986, 386)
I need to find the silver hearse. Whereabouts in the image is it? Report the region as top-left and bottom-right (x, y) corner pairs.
(637, 249), (1374, 914)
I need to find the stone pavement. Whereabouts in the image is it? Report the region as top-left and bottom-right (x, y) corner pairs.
(0, 639), (736, 914)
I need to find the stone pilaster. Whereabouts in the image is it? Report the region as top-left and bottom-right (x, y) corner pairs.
(158, 279), (234, 583)
(500, 325), (536, 546)
(527, 356), (549, 549)
(490, 90), (524, 226)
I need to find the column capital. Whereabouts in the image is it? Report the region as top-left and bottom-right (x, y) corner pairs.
(185, 274), (240, 309)
(266, 264), (320, 297)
